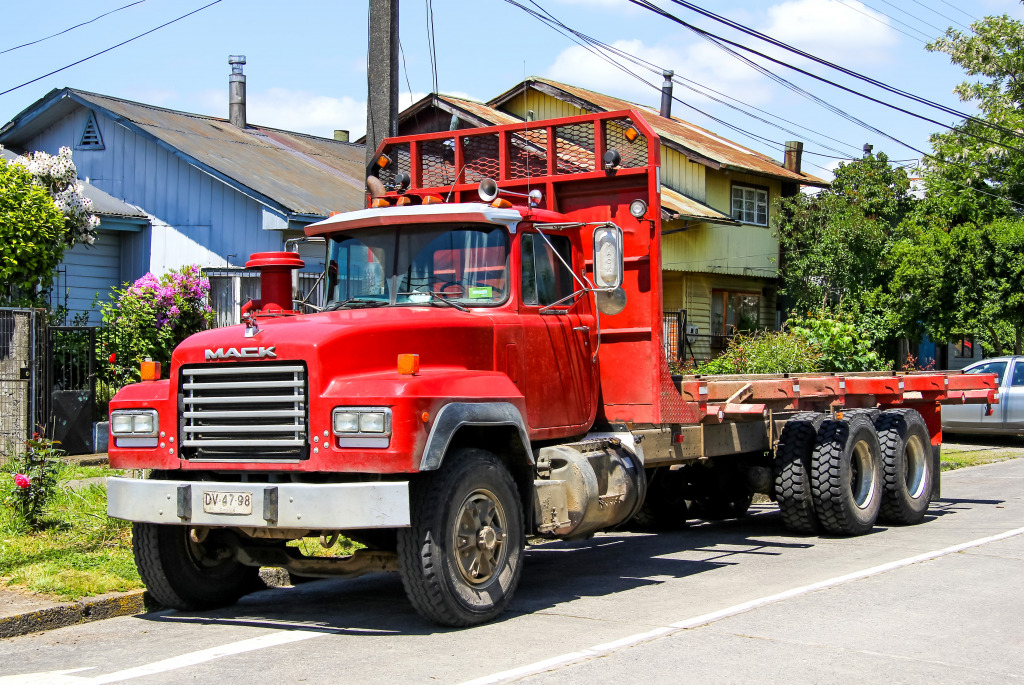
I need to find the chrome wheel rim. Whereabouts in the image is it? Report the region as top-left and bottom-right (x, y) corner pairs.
(452, 489), (508, 585)
(904, 434), (928, 499)
(851, 440), (876, 508)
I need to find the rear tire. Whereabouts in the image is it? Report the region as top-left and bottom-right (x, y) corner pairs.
(810, 415), (883, 536)
(773, 412), (825, 533)
(397, 449), (525, 627)
(874, 409), (933, 525)
(132, 523), (264, 610)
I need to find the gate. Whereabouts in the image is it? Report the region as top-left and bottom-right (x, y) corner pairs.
(47, 326), (97, 455)
(0, 308), (48, 458)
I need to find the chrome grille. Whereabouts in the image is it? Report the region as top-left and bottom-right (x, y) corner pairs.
(179, 363), (307, 460)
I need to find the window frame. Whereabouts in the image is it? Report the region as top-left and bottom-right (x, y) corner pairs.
(520, 231), (576, 309)
(730, 182), (769, 226)
(952, 334), (976, 358)
(711, 289), (762, 336)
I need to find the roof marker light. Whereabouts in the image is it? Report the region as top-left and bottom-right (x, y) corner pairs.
(396, 196), (413, 206)
(371, 198), (392, 208)
(422, 195), (443, 205)
(624, 126), (640, 142)
(491, 198), (513, 208)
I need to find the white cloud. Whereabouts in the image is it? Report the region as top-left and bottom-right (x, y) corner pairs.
(761, 0), (899, 65)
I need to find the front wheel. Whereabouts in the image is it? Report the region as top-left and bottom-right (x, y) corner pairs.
(132, 523), (264, 610)
(397, 449), (525, 627)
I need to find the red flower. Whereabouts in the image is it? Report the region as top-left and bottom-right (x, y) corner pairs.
(14, 474), (30, 489)
(108, 353), (116, 363)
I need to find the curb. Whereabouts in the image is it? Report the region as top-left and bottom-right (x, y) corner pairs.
(0, 590), (153, 639)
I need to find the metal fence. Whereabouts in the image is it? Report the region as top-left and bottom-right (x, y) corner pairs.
(47, 326), (97, 454)
(0, 308), (48, 458)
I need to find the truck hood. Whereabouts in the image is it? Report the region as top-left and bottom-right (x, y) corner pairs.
(171, 307), (499, 378)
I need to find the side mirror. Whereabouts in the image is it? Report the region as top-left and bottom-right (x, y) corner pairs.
(592, 224), (624, 289)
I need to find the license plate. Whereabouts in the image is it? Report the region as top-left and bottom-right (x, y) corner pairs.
(202, 491), (253, 515)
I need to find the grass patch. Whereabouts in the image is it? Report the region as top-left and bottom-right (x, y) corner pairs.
(0, 464), (141, 600)
(941, 450), (1020, 471)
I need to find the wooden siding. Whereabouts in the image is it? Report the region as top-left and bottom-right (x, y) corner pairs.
(706, 170), (783, 224)
(661, 223), (778, 276)
(24, 106), (285, 274)
(55, 229), (122, 324)
(662, 148), (705, 201)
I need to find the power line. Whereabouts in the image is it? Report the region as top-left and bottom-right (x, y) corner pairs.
(658, 0), (1024, 143)
(424, 0), (440, 96)
(0, 0), (224, 98)
(0, 1), (149, 56)
(869, 0), (946, 35)
(833, 0), (930, 44)
(933, 0), (978, 23)
(904, 0), (971, 32)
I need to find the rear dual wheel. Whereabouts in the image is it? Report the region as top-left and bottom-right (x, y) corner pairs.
(874, 409), (933, 525)
(773, 412), (826, 533)
(810, 414), (884, 536)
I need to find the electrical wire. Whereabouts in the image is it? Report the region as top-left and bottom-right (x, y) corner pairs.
(658, 0), (1024, 143)
(0, 0), (223, 98)
(933, 0), (978, 23)
(869, 0), (946, 36)
(833, 0), (930, 44)
(424, 0), (440, 96)
(0, 1), (148, 56)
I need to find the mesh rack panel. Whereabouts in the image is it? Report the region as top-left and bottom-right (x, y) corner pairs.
(462, 134), (501, 183)
(605, 118), (648, 168)
(180, 362), (308, 460)
(421, 138), (456, 187)
(554, 122), (596, 174)
(508, 128), (549, 180)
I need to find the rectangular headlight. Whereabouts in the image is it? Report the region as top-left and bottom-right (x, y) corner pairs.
(132, 413), (154, 434)
(358, 412), (386, 433)
(334, 411), (359, 433)
(111, 414), (134, 434)
(110, 410), (158, 437)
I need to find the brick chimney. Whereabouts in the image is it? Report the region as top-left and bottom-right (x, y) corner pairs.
(229, 55), (246, 129)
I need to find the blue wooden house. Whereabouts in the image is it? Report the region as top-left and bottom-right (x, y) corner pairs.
(0, 69), (365, 324)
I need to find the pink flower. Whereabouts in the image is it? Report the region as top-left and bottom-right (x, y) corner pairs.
(14, 474), (30, 489)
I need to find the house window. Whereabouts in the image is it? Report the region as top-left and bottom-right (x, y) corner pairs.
(711, 290), (760, 337)
(953, 335), (975, 358)
(731, 184), (768, 226)
(77, 111), (104, 150)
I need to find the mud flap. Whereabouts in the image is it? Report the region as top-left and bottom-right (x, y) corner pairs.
(931, 444), (941, 500)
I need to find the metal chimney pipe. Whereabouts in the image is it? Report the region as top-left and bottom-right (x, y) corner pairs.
(660, 70), (674, 119)
(229, 55), (247, 129)
(863, 143), (874, 158)
(784, 141), (803, 174)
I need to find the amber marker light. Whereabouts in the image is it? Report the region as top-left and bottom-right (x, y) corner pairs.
(421, 411), (430, 423)
(398, 353), (420, 375)
(396, 196), (413, 206)
(377, 154), (392, 168)
(371, 198), (392, 208)
(624, 126), (640, 141)
(422, 195), (443, 205)
(140, 359), (161, 381)
(329, 211), (342, 217)
(491, 198), (513, 208)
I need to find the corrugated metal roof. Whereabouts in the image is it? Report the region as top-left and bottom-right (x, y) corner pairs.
(660, 186), (736, 223)
(68, 90), (366, 216)
(2, 146), (147, 219)
(490, 78), (828, 187)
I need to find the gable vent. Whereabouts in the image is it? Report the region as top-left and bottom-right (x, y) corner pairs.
(77, 111), (104, 150)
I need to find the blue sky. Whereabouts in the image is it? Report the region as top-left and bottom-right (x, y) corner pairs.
(2, 0), (1023, 181)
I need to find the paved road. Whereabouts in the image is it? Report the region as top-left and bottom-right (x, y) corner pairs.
(1, 458), (1022, 685)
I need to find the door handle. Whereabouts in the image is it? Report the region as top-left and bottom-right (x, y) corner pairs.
(573, 326), (590, 333)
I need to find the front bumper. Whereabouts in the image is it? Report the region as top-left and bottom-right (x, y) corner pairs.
(107, 477), (410, 529)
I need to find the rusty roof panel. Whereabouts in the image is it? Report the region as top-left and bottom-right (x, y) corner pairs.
(660, 186), (736, 223)
(71, 90), (367, 216)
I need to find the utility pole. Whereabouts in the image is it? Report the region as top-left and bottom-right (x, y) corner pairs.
(366, 0), (400, 170)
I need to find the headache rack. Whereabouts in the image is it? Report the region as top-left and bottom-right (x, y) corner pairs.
(178, 362), (308, 461)
(370, 109), (659, 204)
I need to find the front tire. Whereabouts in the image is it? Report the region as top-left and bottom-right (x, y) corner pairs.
(875, 409), (933, 525)
(132, 523), (264, 610)
(810, 415), (883, 536)
(397, 449), (525, 627)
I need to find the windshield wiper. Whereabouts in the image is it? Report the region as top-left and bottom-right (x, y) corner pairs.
(397, 291), (470, 312)
(325, 298), (391, 311)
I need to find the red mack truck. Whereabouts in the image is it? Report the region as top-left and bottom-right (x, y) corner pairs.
(107, 111), (998, 627)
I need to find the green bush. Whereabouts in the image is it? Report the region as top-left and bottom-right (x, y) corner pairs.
(96, 266), (213, 390)
(787, 311), (889, 372)
(2, 435), (64, 530)
(694, 330), (821, 375)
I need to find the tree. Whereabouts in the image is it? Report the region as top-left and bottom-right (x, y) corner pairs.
(0, 146), (99, 306)
(774, 152), (914, 346)
(893, 218), (1024, 355)
(922, 15), (1024, 225)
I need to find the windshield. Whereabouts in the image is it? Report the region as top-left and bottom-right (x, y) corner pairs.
(324, 223), (509, 308)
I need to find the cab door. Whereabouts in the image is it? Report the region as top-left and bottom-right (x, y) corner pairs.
(518, 231), (597, 431)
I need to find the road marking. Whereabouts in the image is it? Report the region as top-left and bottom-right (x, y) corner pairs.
(459, 525), (1024, 685)
(0, 629), (332, 685)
